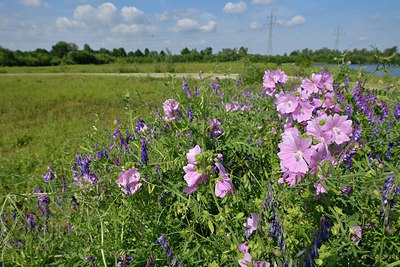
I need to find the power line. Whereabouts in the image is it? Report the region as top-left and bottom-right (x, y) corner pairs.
(334, 25), (343, 51)
(266, 11), (276, 55)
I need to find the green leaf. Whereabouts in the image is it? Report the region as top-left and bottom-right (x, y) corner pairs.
(208, 220), (214, 234)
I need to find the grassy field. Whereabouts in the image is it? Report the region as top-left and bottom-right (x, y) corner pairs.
(0, 74), (181, 193)
(0, 61), (321, 75)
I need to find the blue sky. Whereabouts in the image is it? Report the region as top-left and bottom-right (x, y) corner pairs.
(0, 0), (399, 55)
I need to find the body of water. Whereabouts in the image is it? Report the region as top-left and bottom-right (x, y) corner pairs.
(315, 64), (400, 77)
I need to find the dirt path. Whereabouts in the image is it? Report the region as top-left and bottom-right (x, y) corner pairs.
(0, 72), (240, 80)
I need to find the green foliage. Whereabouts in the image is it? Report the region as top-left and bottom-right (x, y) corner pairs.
(0, 61), (399, 266)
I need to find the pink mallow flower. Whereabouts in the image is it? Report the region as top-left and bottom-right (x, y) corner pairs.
(183, 164), (208, 194)
(301, 73), (324, 95)
(163, 99), (180, 121)
(278, 170), (306, 187)
(323, 114), (353, 145)
(214, 162), (235, 198)
(243, 213), (260, 237)
(306, 114), (332, 145)
(116, 168), (142, 196)
(314, 182), (328, 195)
(292, 99), (314, 122)
(275, 92), (299, 115)
(186, 145), (203, 165)
(238, 242), (252, 267)
(263, 69), (288, 96)
(278, 129), (314, 174)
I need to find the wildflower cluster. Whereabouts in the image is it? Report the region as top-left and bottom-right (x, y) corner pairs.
(268, 69), (354, 193)
(1, 67), (399, 266)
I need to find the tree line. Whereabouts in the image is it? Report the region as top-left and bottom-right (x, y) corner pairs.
(0, 41), (398, 67)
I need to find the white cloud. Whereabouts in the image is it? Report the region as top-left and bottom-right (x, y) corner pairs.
(55, 17), (80, 28)
(200, 21), (217, 33)
(252, 0), (273, 4)
(111, 24), (157, 34)
(73, 2), (117, 26)
(277, 15), (305, 27)
(121, 6), (145, 23)
(250, 21), (263, 30)
(175, 18), (199, 32)
(155, 12), (172, 22)
(223, 1), (247, 14)
(19, 0), (48, 8)
(172, 18), (217, 33)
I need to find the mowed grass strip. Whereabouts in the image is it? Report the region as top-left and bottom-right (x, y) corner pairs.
(0, 74), (176, 193)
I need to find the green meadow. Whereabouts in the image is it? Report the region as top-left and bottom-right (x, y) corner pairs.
(0, 73), (176, 193)
(1, 62), (398, 194)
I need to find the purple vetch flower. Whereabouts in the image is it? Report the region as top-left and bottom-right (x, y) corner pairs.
(68, 222), (73, 232)
(163, 99), (181, 121)
(377, 100), (390, 124)
(352, 122), (362, 142)
(194, 86), (200, 97)
(186, 108), (193, 123)
(208, 119), (222, 137)
(209, 82), (221, 94)
(154, 165), (161, 180)
(236, 76), (243, 87)
(341, 185), (352, 196)
(346, 104), (353, 119)
(344, 76), (350, 89)
(42, 165), (55, 183)
(117, 254), (133, 266)
(387, 119), (395, 134)
(25, 212), (36, 231)
(74, 172), (98, 187)
(261, 182), (286, 255)
(257, 139), (262, 147)
(155, 234), (182, 267)
(302, 217), (330, 267)
(380, 176), (398, 224)
(37, 194), (51, 218)
(182, 77), (192, 98)
(394, 103), (400, 120)
(386, 142), (395, 160)
(141, 137), (148, 165)
(135, 118), (148, 134)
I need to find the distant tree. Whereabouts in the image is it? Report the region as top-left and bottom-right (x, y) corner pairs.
(144, 48), (150, 56)
(83, 43), (93, 53)
(99, 48), (111, 55)
(134, 49), (144, 57)
(201, 47), (213, 56)
(238, 46), (248, 56)
(180, 47), (190, 55)
(112, 47), (127, 57)
(0, 46), (17, 66)
(383, 46), (398, 57)
(51, 41), (78, 59)
(67, 50), (97, 64)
